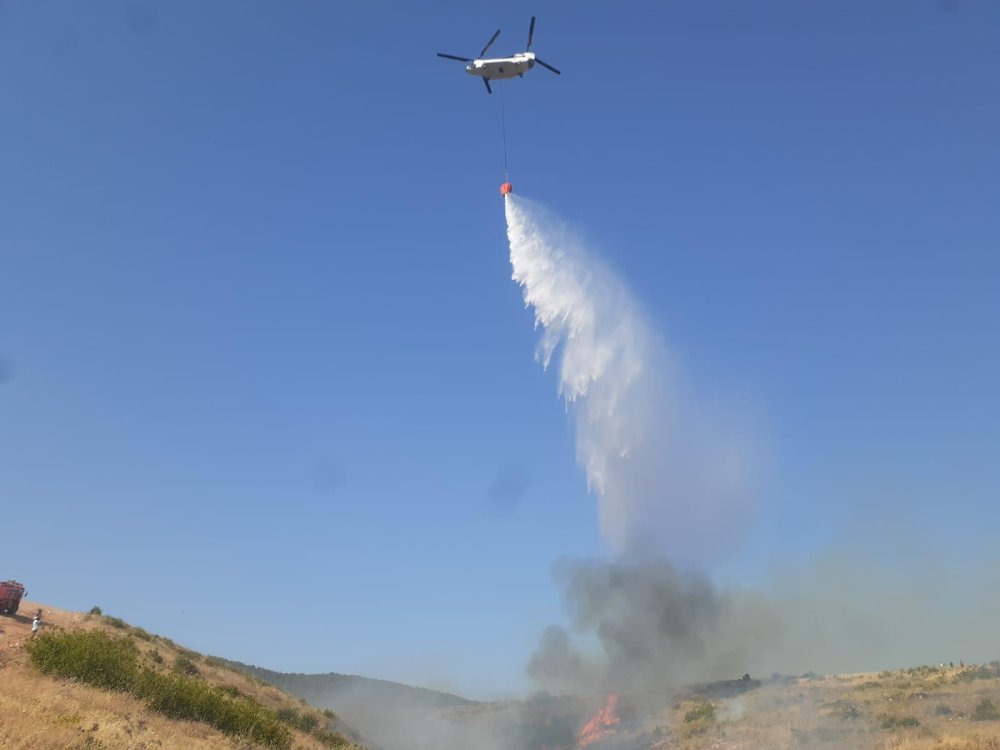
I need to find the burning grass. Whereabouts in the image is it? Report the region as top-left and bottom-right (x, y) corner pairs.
(456, 665), (1000, 750)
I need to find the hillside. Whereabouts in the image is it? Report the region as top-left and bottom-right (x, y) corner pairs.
(6, 599), (1000, 750)
(230, 660), (1000, 750)
(439, 668), (1000, 750)
(228, 661), (473, 711)
(0, 600), (365, 750)
(227, 661), (475, 750)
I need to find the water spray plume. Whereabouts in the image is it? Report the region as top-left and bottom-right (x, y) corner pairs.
(504, 195), (754, 561)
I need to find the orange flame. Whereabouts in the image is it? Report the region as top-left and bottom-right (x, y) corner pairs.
(577, 694), (620, 747)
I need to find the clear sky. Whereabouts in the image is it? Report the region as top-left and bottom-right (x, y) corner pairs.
(1, 1), (998, 698)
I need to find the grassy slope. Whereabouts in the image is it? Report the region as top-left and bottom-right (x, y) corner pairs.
(0, 599), (365, 750)
(440, 668), (1000, 750)
(641, 668), (1000, 750)
(6, 598), (999, 750)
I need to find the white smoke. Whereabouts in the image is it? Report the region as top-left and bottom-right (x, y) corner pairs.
(505, 195), (754, 561)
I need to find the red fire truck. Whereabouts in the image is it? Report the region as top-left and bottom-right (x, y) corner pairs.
(1, 580), (26, 615)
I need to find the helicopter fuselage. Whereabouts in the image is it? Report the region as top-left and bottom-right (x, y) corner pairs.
(466, 52), (535, 80)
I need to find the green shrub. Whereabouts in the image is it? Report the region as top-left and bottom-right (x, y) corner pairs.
(956, 664), (1000, 683)
(299, 713), (320, 733)
(314, 729), (351, 748)
(684, 702), (716, 723)
(973, 699), (999, 721)
(27, 630), (291, 749)
(103, 616), (128, 630)
(276, 706), (321, 732)
(88, 606), (103, 616)
(173, 647), (201, 663)
(148, 648), (164, 664)
(27, 630), (138, 692)
(173, 655), (200, 677)
(135, 668), (291, 748)
(220, 684), (245, 698)
(879, 715), (920, 729)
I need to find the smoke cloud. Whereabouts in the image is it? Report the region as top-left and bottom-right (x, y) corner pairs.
(526, 558), (774, 696)
(505, 195), (755, 562)
(505, 195), (1000, 703)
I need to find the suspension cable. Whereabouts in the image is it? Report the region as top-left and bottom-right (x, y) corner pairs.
(499, 80), (509, 180)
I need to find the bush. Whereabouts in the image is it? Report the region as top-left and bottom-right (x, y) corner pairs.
(88, 606), (103, 616)
(879, 715), (920, 729)
(27, 630), (138, 692)
(27, 630), (291, 749)
(314, 729), (351, 748)
(135, 668), (291, 748)
(173, 655), (200, 677)
(175, 647), (201, 663)
(274, 706), (353, 747)
(934, 704), (953, 716)
(956, 664), (1000, 683)
(148, 649), (164, 664)
(684, 703), (716, 723)
(103, 616), (128, 630)
(276, 707), (320, 733)
(973, 699), (999, 721)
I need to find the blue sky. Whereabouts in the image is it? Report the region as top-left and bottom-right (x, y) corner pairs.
(1, 1), (998, 697)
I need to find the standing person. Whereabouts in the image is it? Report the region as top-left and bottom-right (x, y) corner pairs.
(31, 615), (40, 638)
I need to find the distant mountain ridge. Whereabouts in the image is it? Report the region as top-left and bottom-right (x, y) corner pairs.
(222, 660), (475, 749)
(224, 660), (474, 710)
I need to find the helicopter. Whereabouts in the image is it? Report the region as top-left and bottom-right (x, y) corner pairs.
(437, 16), (561, 94)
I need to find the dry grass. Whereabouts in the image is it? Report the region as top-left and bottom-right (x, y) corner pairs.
(644, 666), (1000, 750)
(0, 600), (364, 750)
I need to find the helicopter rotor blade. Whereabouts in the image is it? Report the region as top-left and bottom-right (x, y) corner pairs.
(437, 53), (471, 62)
(479, 29), (501, 58)
(534, 58), (561, 75)
(527, 17), (535, 50)
(483, 77), (493, 94)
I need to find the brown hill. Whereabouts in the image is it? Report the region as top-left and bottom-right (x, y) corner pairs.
(0, 599), (365, 750)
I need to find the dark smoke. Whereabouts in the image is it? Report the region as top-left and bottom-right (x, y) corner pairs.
(526, 625), (591, 691)
(527, 559), (774, 696)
